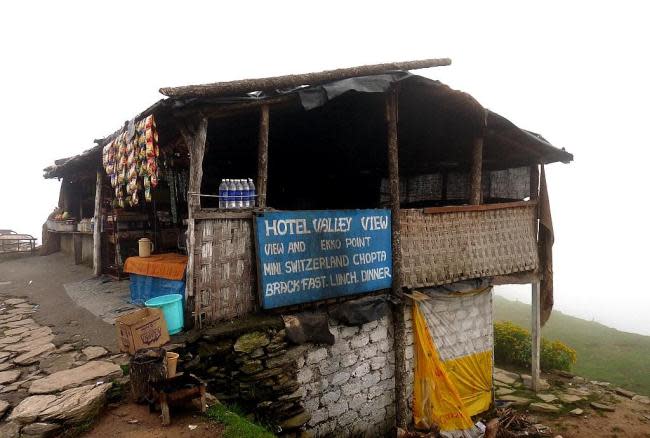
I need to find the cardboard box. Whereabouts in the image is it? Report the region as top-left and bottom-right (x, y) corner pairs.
(116, 307), (170, 354)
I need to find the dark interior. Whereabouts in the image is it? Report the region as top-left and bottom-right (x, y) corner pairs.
(199, 78), (533, 210)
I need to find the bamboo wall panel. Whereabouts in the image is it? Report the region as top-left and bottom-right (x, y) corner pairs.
(194, 218), (257, 325)
(400, 205), (538, 288)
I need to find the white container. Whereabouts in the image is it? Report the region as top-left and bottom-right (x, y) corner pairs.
(138, 238), (154, 257)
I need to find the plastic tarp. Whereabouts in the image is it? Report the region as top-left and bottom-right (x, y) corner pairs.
(411, 288), (493, 437)
(328, 294), (390, 326)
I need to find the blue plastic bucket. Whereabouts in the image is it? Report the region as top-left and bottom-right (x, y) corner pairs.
(144, 294), (184, 335)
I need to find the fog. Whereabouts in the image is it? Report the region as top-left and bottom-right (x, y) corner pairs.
(1, 1), (648, 335)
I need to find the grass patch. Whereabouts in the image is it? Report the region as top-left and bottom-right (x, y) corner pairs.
(120, 364), (130, 376)
(494, 296), (650, 395)
(206, 403), (276, 438)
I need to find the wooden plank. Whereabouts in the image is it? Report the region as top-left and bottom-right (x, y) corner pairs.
(93, 169), (102, 276)
(490, 270), (541, 285)
(193, 210), (254, 220)
(531, 281), (541, 392)
(257, 104), (270, 208)
(423, 200), (536, 215)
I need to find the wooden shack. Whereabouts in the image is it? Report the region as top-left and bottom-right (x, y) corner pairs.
(43, 59), (572, 435)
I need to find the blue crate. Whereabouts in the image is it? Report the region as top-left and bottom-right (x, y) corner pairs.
(129, 274), (185, 306)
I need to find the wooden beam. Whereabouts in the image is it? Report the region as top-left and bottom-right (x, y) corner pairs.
(181, 118), (208, 327)
(93, 169), (102, 276)
(531, 281), (541, 392)
(386, 86), (408, 429)
(423, 200), (536, 215)
(490, 270), (541, 285)
(257, 104), (270, 208)
(159, 58), (452, 98)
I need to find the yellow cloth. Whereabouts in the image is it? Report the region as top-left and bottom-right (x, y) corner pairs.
(443, 350), (493, 416)
(124, 253), (188, 281)
(412, 304), (475, 432)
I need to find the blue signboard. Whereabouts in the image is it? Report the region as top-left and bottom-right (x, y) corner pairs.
(254, 209), (392, 309)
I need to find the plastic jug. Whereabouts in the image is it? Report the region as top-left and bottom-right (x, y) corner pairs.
(138, 238), (154, 257)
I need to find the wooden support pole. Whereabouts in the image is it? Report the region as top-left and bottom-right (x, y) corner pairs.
(469, 110), (488, 205)
(181, 118), (208, 326)
(531, 281), (541, 392)
(93, 169), (103, 276)
(530, 164), (540, 200)
(73, 233), (82, 265)
(257, 104), (270, 208)
(469, 143), (483, 205)
(386, 87), (408, 429)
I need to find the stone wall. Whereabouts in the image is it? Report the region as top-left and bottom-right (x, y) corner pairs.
(177, 290), (491, 437)
(178, 316), (312, 434)
(295, 314), (400, 437)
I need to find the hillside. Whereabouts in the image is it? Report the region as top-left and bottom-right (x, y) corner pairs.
(493, 295), (650, 396)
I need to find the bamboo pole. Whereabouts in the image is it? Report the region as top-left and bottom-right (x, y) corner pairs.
(181, 118), (208, 326)
(257, 105), (270, 208)
(386, 86), (408, 429)
(93, 169), (102, 276)
(160, 58), (452, 98)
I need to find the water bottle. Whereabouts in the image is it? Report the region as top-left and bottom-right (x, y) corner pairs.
(241, 179), (250, 208)
(248, 178), (256, 207)
(218, 179), (227, 209)
(227, 179), (236, 209)
(235, 179), (244, 209)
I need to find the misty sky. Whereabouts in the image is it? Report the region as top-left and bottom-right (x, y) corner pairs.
(1, 2), (648, 335)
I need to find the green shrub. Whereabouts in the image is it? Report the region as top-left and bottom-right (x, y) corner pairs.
(494, 321), (577, 371)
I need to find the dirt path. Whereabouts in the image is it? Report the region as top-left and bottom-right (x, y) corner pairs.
(89, 402), (223, 437)
(543, 395), (650, 437)
(0, 253), (117, 350)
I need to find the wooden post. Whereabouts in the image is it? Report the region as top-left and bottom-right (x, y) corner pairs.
(469, 109), (488, 205)
(73, 233), (82, 265)
(530, 164), (540, 201)
(531, 281), (541, 392)
(257, 104), (270, 208)
(469, 137), (483, 205)
(181, 118), (208, 326)
(386, 86), (408, 429)
(93, 169), (103, 276)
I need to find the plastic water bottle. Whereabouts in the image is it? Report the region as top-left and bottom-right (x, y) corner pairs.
(241, 179), (250, 208)
(218, 179), (227, 209)
(248, 178), (256, 207)
(235, 179), (244, 208)
(227, 179), (236, 209)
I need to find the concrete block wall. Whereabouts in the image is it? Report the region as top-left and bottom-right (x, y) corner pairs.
(296, 314), (399, 437)
(423, 291), (493, 362)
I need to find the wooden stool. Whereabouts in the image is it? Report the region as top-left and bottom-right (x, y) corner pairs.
(150, 374), (207, 426)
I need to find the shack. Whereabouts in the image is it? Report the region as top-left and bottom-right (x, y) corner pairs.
(43, 59), (571, 437)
